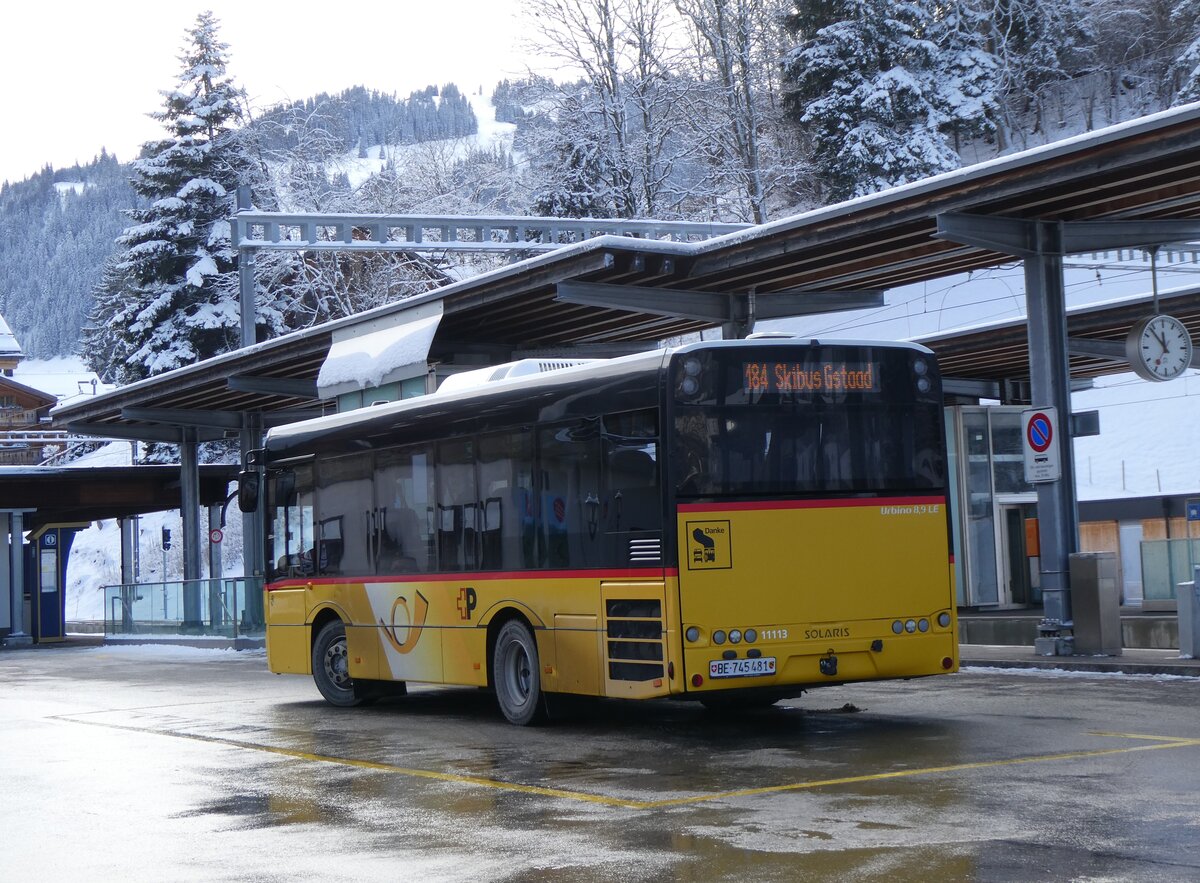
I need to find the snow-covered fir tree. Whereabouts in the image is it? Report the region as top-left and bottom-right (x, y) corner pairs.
(83, 12), (260, 383)
(1172, 0), (1200, 102)
(783, 0), (998, 201)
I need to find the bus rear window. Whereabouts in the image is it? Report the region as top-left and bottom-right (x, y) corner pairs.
(672, 404), (944, 497)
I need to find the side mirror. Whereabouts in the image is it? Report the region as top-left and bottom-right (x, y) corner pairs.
(238, 470), (261, 513)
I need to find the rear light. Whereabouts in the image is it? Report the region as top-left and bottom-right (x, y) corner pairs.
(691, 673), (703, 687)
(942, 657), (954, 669)
(685, 626), (700, 642)
(938, 612), (952, 628)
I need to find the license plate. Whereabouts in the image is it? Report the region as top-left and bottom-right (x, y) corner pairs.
(709, 657), (776, 679)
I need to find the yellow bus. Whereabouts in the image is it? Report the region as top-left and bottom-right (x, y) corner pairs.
(242, 338), (956, 724)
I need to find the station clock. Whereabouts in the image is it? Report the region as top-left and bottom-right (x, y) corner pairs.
(1124, 314), (1194, 382)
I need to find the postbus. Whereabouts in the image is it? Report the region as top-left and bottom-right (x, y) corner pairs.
(242, 337), (957, 725)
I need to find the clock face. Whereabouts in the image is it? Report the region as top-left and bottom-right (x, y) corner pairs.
(1126, 314), (1194, 382)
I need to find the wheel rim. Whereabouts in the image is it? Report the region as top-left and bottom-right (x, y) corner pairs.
(323, 636), (351, 690)
(501, 640), (532, 706)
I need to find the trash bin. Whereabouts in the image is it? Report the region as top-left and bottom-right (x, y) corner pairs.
(1179, 567), (1200, 659)
(1070, 552), (1122, 656)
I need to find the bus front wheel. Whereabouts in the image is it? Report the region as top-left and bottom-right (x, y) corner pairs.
(493, 620), (546, 726)
(312, 619), (369, 707)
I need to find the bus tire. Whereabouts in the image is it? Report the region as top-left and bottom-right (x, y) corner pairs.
(493, 619), (546, 726)
(312, 619), (368, 707)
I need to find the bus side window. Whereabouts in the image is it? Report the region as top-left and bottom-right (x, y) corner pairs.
(437, 438), (477, 572)
(269, 464), (314, 581)
(538, 419), (602, 568)
(314, 454), (373, 576)
(375, 445), (435, 574)
(603, 410), (661, 535)
(478, 430), (534, 570)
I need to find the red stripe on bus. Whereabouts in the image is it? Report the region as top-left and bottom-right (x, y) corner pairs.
(677, 495), (947, 513)
(266, 566), (679, 591)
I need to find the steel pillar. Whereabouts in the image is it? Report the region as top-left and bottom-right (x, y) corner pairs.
(0, 513), (9, 633)
(119, 516), (137, 633)
(4, 511), (32, 646)
(241, 415), (265, 630)
(1024, 227), (1077, 633)
(237, 186), (256, 349)
(935, 212), (1200, 652)
(180, 431), (203, 629)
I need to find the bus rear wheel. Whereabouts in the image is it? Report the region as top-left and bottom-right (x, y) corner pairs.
(493, 620), (546, 726)
(312, 619), (369, 707)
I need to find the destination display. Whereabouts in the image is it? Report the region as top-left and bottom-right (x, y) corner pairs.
(742, 361), (879, 395)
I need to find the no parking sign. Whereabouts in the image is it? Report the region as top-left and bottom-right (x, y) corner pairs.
(1022, 407), (1060, 483)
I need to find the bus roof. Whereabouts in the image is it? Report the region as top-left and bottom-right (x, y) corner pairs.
(263, 337), (932, 458)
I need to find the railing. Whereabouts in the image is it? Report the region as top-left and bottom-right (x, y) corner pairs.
(233, 211), (749, 254)
(104, 577), (264, 638)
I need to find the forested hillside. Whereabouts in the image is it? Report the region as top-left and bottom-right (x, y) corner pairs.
(0, 84), (477, 361)
(0, 154), (133, 357)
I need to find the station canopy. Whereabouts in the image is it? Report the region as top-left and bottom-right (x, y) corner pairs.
(0, 465), (238, 532)
(53, 103), (1200, 442)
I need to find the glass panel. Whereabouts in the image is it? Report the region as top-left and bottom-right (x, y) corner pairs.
(400, 376), (426, 399)
(991, 410), (1032, 494)
(1140, 540), (1173, 602)
(478, 431), (536, 570)
(437, 438), (478, 571)
(315, 454), (374, 576)
(603, 410), (661, 534)
(375, 445), (436, 573)
(539, 419), (602, 568)
(945, 409), (965, 605)
(268, 463), (315, 580)
(962, 410), (998, 604)
(672, 405), (943, 497)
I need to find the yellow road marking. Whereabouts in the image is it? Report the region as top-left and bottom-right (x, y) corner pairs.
(51, 715), (1200, 811)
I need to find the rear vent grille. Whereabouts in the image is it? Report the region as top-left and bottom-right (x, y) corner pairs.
(628, 536), (661, 564)
(605, 599), (665, 681)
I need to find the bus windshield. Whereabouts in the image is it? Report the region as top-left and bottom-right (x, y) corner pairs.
(670, 345), (944, 497)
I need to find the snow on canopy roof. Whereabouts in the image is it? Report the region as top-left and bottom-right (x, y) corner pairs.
(695, 100), (1200, 253)
(316, 301), (442, 398)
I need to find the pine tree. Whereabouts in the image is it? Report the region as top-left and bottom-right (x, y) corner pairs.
(86, 12), (258, 383)
(1173, 0), (1200, 102)
(783, 0), (997, 202)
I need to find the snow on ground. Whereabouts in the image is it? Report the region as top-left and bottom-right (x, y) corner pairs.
(961, 666), (1193, 681)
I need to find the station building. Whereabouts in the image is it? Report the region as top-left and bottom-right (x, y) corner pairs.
(8, 103), (1200, 646)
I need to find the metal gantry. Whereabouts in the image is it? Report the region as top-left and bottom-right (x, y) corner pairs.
(232, 211), (750, 254)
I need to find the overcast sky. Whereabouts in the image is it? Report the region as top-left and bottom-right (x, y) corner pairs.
(0, 0), (544, 184)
